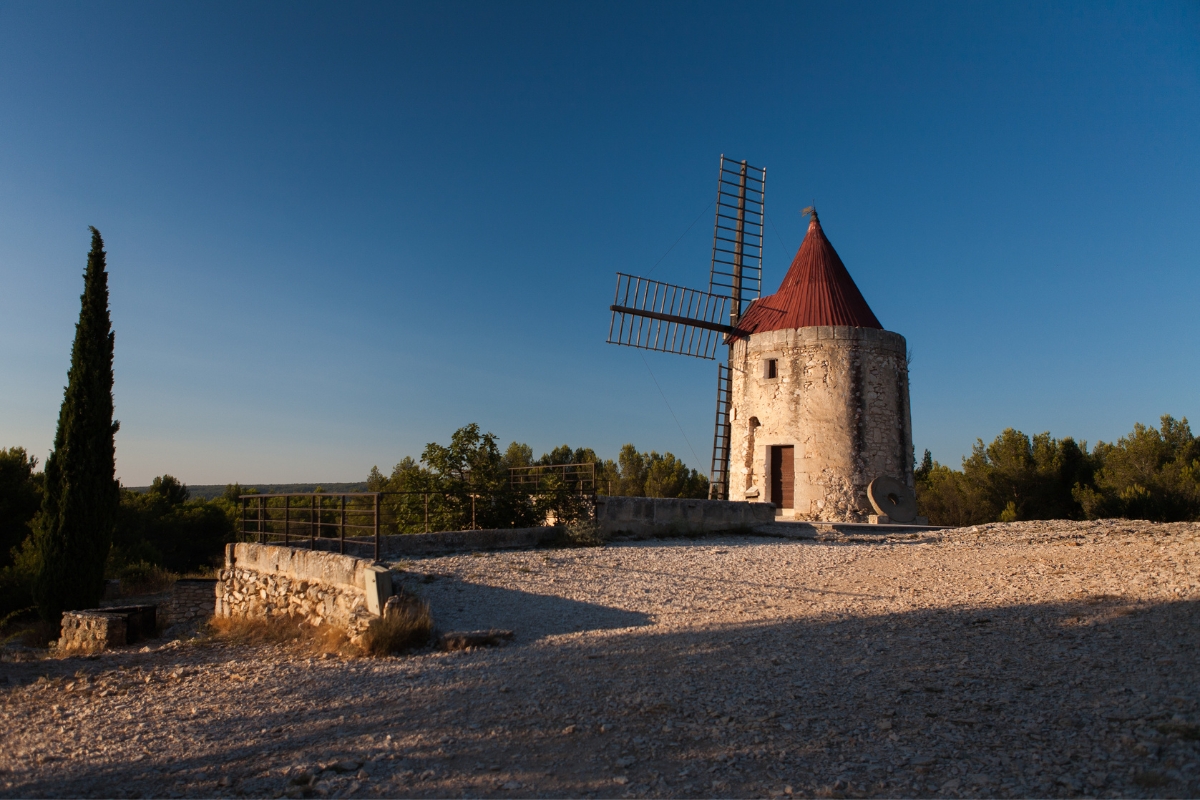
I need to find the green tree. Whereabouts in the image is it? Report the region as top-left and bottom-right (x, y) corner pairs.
(645, 451), (708, 498)
(110, 480), (235, 573)
(0, 447), (43, 568)
(34, 228), (120, 625)
(1073, 415), (1200, 521)
(916, 429), (1094, 525)
(502, 442), (534, 469)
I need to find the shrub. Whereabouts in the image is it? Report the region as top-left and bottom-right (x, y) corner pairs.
(0, 536), (40, 618)
(361, 594), (433, 656)
(115, 560), (178, 597)
(550, 519), (607, 548)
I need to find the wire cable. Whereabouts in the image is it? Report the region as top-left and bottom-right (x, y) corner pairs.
(646, 200), (714, 277)
(639, 352), (703, 469)
(765, 210), (793, 260)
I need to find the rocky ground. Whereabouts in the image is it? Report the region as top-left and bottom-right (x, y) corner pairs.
(1, 519), (1198, 799)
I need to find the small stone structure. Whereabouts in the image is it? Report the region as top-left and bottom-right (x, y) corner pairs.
(216, 543), (393, 644)
(728, 210), (914, 522)
(58, 605), (156, 654)
(168, 578), (219, 626)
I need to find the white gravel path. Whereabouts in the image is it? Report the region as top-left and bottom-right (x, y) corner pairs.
(2, 519), (1198, 799)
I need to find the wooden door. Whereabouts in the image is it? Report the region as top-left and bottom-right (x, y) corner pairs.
(770, 445), (794, 509)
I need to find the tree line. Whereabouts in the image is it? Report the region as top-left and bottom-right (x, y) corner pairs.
(365, 423), (709, 533)
(916, 414), (1200, 526)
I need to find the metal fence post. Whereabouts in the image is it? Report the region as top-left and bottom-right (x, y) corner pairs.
(258, 496), (265, 544)
(373, 493), (381, 562)
(284, 495), (290, 547)
(424, 493), (429, 533)
(310, 494), (316, 550)
(339, 495), (346, 555)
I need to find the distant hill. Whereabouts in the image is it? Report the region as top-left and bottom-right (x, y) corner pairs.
(125, 482), (370, 501)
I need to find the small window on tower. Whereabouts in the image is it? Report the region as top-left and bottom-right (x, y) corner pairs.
(765, 359), (778, 379)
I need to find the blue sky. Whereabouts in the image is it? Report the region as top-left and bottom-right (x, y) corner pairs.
(1, 1), (1197, 486)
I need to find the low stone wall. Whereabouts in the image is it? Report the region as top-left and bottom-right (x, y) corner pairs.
(594, 496), (777, 537)
(216, 543), (392, 644)
(168, 578), (218, 626)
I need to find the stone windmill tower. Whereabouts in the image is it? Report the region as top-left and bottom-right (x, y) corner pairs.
(728, 209), (914, 522)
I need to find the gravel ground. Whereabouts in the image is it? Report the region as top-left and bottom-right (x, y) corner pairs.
(1, 519), (1198, 799)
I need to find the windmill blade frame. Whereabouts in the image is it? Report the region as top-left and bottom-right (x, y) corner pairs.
(709, 156), (766, 319)
(607, 273), (736, 360)
(602, 155), (766, 504)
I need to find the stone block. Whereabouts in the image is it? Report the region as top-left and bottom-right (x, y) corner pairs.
(59, 610), (127, 653)
(363, 566), (392, 616)
(869, 514), (890, 524)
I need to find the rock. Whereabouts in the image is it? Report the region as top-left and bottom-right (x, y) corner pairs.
(438, 630), (515, 651)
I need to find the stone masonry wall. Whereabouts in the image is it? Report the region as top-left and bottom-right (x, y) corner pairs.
(730, 326), (913, 522)
(216, 543), (392, 644)
(168, 578), (218, 626)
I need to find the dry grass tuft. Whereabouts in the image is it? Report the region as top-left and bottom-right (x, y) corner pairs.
(207, 614), (307, 645)
(362, 595), (433, 656)
(207, 614), (353, 656)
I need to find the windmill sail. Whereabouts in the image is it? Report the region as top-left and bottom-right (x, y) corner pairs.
(603, 155), (766, 503)
(607, 273), (736, 360)
(709, 157), (766, 320)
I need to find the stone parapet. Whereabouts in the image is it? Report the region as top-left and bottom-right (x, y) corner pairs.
(594, 497), (777, 537)
(216, 543), (392, 644)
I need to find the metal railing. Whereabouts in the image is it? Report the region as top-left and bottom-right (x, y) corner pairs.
(240, 492), (381, 560)
(240, 487), (589, 560)
(509, 462), (596, 494)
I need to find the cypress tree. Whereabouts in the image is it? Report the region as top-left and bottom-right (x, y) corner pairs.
(34, 227), (120, 626)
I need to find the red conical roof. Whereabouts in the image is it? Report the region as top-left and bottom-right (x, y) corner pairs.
(736, 210), (881, 335)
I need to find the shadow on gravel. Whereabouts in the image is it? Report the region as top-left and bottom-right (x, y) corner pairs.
(5, 596), (1198, 799)
(412, 576), (654, 639)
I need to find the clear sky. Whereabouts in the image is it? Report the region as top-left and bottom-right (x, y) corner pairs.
(1, 1), (1198, 487)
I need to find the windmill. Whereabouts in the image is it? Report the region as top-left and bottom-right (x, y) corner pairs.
(606, 155), (766, 500)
